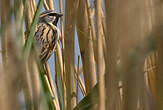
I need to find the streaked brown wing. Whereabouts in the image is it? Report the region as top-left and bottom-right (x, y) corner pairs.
(34, 23), (59, 63)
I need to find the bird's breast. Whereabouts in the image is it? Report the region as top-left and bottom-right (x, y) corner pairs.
(34, 23), (59, 60)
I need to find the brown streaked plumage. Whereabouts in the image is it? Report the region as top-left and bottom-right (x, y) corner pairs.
(34, 10), (62, 63)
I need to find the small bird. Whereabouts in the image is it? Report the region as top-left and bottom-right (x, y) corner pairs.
(34, 10), (63, 63)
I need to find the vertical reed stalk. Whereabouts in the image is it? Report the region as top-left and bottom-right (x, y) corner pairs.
(74, 70), (86, 96)
(59, 0), (66, 107)
(95, 0), (105, 110)
(59, 3), (65, 104)
(155, 5), (163, 107)
(59, 0), (64, 48)
(76, 56), (80, 104)
(55, 43), (66, 110)
(156, 37), (163, 110)
(104, 0), (118, 109)
(64, 0), (77, 109)
(43, 0), (50, 10)
(24, 0), (34, 32)
(117, 0), (150, 110)
(46, 0), (54, 10)
(150, 1), (163, 109)
(76, 0), (97, 93)
(28, 56), (40, 110)
(0, 0), (9, 69)
(85, 0), (98, 62)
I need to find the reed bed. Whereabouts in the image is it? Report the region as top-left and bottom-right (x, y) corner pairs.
(0, 0), (163, 110)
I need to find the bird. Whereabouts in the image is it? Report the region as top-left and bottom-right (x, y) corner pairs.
(34, 10), (63, 64)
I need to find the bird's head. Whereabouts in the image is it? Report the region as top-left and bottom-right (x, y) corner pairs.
(39, 10), (63, 26)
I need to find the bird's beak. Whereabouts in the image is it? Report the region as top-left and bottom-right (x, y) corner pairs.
(57, 13), (63, 17)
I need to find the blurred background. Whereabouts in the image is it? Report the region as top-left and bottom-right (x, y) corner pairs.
(0, 0), (163, 110)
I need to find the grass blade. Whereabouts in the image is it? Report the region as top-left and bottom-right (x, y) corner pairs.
(23, 0), (43, 59)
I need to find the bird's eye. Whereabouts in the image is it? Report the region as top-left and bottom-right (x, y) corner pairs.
(48, 13), (57, 16)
